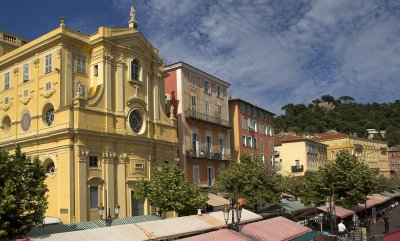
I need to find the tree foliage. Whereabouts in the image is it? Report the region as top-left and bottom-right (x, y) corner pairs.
(275, 97), (400, 146)
(218, 153), (283, 211)
(322, 151), (376, 208)
(292, 151), (376, 208)
(0, 147), (48, 239)
(131, 164), (208, 217)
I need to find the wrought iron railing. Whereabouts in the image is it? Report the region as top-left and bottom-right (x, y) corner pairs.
(291, 165), (304, 173)
(186, 149), (231, 161)
(185, 109), (231, 128)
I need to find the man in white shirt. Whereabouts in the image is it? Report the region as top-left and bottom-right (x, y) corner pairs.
(338, 220), (347, 235)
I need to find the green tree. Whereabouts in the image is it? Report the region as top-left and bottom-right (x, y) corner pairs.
(131, 164), (207, 217)
(0, 147), (48, 239)
(218, 153), (282, 211)
(294, 171), (327, 207)
(322, 151), (376, 208)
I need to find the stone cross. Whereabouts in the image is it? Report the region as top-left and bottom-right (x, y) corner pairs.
(134, 84), (139, 98)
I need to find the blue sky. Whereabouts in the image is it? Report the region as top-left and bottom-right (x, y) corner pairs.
(1, 0), (400, 114)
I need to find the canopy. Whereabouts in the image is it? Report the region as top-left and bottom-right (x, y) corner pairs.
(291, 231), (320, 241)
(241, 216), (312, 241)
(206, 193), (230, 207)
(206, 208), (263, 225)
(33, 224), (150, 241)
(317, 205), (355, 218)
(281, 199), (312, 212)
(383, 230), (400, 241)
(352, 195), (386, 211)
(177, 229), (249, 241)
(381, 191), (400, 198)
(135, 215), (215, 240)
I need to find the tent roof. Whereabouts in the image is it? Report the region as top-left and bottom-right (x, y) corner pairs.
(241, 216), (312, 241)
(317, 205), (355, 218)
(207, 193), (230, 207)
(177, 229), (250, 241)
(33, 224), (151, 241)
(135, 215), (215, 240)
(352, 195), (387, 211)
(29, 215), (161, 237)
(383, 230), (400, 241)
(381, 191), (400, 198)
(206, 208), (263, 225)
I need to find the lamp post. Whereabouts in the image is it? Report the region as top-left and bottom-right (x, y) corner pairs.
(317, 213), (324, 234)
(223, 198), (243, 231)
(98, 203), (120, 226)
(325, 196), (335, 234)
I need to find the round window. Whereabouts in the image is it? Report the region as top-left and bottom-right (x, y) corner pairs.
(45, 108), (55, 126)
(129, 110), (142, 133)
(21, 112), (31, 132)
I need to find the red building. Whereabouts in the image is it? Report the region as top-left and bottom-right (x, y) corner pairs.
(164, 62), (231, 186)
(228, 98), (275, 170)
(388, 147), (400, 175)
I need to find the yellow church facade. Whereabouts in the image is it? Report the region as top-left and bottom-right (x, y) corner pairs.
(0, 14), (178, 224)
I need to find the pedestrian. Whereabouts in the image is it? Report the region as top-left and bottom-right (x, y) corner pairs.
(384, 215), (389, 234)
(338, 220), (347, 236)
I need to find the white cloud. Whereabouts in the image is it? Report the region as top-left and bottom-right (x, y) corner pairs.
(112, 0), (400, 114)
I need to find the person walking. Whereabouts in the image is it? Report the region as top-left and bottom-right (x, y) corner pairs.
(384, 215), (389, 234)
(338, 220), (347, 235)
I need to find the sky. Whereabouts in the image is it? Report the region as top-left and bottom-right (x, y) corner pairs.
(1, 0), (400, 115)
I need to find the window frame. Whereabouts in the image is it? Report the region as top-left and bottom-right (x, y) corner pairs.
(4, 72), (9, 90)
(45, 53), (52, 74)
(23, 63), (29, 82)
(131, 59), (140, 81)
(89, 156), (98, 168)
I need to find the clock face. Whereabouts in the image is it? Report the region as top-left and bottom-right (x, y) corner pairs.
(129, 110), (142, 133)
(21, 112), (31, 132)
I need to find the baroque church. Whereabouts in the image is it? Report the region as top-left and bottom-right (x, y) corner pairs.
(0, 6), (178, 223)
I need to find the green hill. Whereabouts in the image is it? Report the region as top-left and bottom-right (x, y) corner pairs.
(274, 95), (400, 146)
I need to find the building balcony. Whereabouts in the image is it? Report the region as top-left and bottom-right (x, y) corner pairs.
(291, 165), (304, 173)
(186, 149), (231, 161)
(185, 109), (231, 128)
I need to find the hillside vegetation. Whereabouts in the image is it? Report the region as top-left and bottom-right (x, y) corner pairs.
(274, 95), (400, 146)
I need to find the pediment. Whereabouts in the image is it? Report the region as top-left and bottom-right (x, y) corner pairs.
(109, 33), (157, 58)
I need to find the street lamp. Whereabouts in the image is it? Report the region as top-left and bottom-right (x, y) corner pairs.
(223, 198), (243, 231)
(325, 196), (335, 234)
(98, 203), (120, 226)
(317, 213), (324, 234)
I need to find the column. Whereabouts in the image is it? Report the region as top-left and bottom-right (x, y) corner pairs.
(117, 153), (127, 217)
(77, 148), (88, 222)
(103, 151), (116, 217)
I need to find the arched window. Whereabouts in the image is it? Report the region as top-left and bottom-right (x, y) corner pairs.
(131, 60), (140, 81)
(46, 161), (55, 174)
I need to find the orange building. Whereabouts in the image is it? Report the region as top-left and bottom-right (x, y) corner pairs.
(228, 99), (275, 170)
(164, 62), (231, 186)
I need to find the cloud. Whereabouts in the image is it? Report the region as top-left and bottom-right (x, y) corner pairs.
(110, 0), (400, 114)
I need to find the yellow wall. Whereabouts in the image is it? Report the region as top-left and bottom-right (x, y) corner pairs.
(0, 22), (178, 224)
(316, 136), (389, 176)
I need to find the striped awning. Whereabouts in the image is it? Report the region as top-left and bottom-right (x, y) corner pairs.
(29, 215), (161, 237)
(33, 224), (150, 241)
(177, 229), (250, 241)
(241, 216), (312, 241)
(317, 205), (355, 218)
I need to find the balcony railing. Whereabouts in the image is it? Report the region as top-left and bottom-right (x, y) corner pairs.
(291, 165), (304, 173)
(186, 149), (231, 161)
(185, 109), (231, 128)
